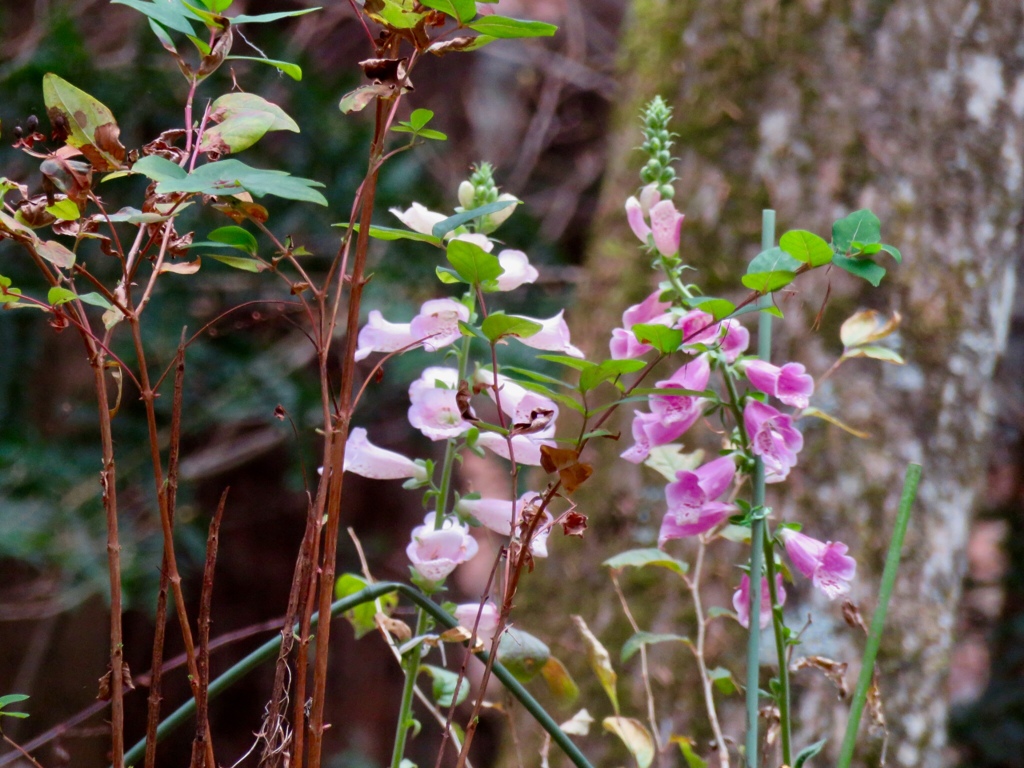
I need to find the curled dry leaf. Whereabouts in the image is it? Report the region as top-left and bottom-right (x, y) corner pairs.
(793, 655), (849, 699)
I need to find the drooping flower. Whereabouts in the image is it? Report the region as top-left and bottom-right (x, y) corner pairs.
(677, 309), (721, 348)
(343, 427), (428, 482)
(475, 431), (555, 467)
(406, 514), (479, 583)
(610, 290), (674, 359)
(779, 528), (856, 599)
(408, 367), (470, 441)
(733, 573), (786, 629)
(743, 360), (815, 409)
(391, 202), (446, 235)
(408, 298), (470, 352)
(743, 400), (804, 483)
(474, 370), (559, 430)
(354, 311), (416, 362)
(494, 249), (539, 291)
(512, 310), (584, 358)
(451, 232), (494, 252)
(717, 319), (750, 363)
(649, 199), (684, 257)
(455, 492), (552, 556)
(454, 600), (500, 638)
(658, 456), (737, 544)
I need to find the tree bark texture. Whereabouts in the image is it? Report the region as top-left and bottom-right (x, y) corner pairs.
(564, 1), (1024, 766)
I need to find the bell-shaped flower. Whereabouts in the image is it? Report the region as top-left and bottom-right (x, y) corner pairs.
(677, 309), (721, 348)
(343, 427), (428, 482)
(454, 600), (500, 638)
(743, 400), (804, 483)
(407, 513), (479, 583)
(733, 573), (786, 629)
(409, 367), (470, 441)
(659, 456), (737, 544)
(475, 431), (555, 467)
(621, 357), (709, 463)
(743, 360), (814, 409)
(779, 528), (856, 599)
(494, 249), (539, 291)
(354, 310), (416, 362)
(649, 199), (684, 257)
(391, 202), (446, 236)
(626, 196), (652, 244)
(610, 290), (675, 359)
(452, 232), (494, 252)
(408, 298), (470, 353)
(475, 370), (559, 430)
(717, 319), (750, 363)
(512, 310), (584, 358)
(455, 492), (552, 557)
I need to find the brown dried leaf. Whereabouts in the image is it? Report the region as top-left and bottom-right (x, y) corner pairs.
(842, 600), (869, 634)
(561, 510), (588, 537)
(793, 655), (849, 699)
(376, 613), (412, 642)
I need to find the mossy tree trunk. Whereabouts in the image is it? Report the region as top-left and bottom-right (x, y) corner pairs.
(561, 1), (1024, 766)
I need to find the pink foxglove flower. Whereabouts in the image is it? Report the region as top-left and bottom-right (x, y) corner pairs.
(407, 514), (479, 583)
(649, 199), (684, 257)
(408, 367), (469, 441)
(743, 400), (804, 483)
(408, 298), (470, 352)
(743, 360), (814, 409)
(659, 456), (737, 543)
(454, 600), (500, 638)
(621, 356), (709, 463)
(779, 528), (856, 599)
(610, 290), (674, 359)
(475, 370), (559, 429)
(718, 319), (750, 363)
(391, 202), (445, 235)
(343, 427), (427, 482)
(512, 310), (584, 358)
(733, 573), (786, 629)
(624, 184), (663, 243)
(494, 249), (539, 291)
(677, 309), (721, 348)
(455, 492), (552, 557)
(475, 431), (555, 467)
(354, 311), (416, 362)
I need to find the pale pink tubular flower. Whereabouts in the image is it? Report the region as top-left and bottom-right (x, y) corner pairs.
(610, 290), (674, 359)
(625, 196), (652, 243)
(454, 600), (500, 638)
(623, 289), (672, 327)
(407, 514), (479, 583)
(343, 427), (428, 482)
(408, 367), (469, 441)
(649, 199), (684, 257)
(659, 456), (737, 544)
(744, 360), (815, 409)
(391, 202), (446, 235)
(779, 528), (856, 599)
(452, 232), (494, 252)
(494, 249), (539, 291)
(512, 310), (584, 358)
(455, 492), (552, 556)
(474, 370), (559, 428)
(409, 298), (470, 352)
(475, 431), (554, 467)
(354, 310), (416, 362)
(743, 400), (804, 483)
(733, 573), (786, 629)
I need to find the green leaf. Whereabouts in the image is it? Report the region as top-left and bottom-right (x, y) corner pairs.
(741, 270), (796, 293)
(414, 127), (447, 141)
(225, 56), (302, 81)
(0, 694), (30, 707)
(45, 198), (80, 221)
(602, 717), (654, 768)
(212, 93), (299, 132)
(579, 358), (646, 392)
(79, 292), (114, 310)
(632, 323), (682, 354)
(37, 240), (76, 269)
(421, 665), (469, 707)
(431, 199), (519, 239)
(794, 738), (827, 768)
(207, 225), (257, 254)
(880, 243), (902, 263)
(747, 245), (802, 274)
(497, 627), (550, 683)
(113, 0), (201, 36)
(229, 7), (321, 24)
(779, 229), (832, 267)
(435, 266), (464, 284)
(47, 286), (77, 305)
(466, 15), (557, 38)
(832, 209), (881, 253)
(536, 354), (593, 372)
(621, 632), (689, 664)
(200, 110), (275, 154)
(132, 154), (188, 181)
(42, 73), (127, 171)
(338, 84), (393, 114)
(671, 737), (707, 768)
(335, 222), (442, 245)
(409, 108), (434, 130)
(841, 345), (904, 364)
(573, 615), (618, 714)
(685, 296), (735, 321)
(603, 548), (688, 576)
(206, 253), (266, 272)
(539, 656), (579, 707)
(499, 365), (572, 390)
(334, 573), (397, 639)
(708, 667), (737, 695)
(446, 239), (503, 284)
(831, 254), (886, 286)
(419, 0), (476, 22)
(480, 312), (542, 343)
(154, 159), (327, 205)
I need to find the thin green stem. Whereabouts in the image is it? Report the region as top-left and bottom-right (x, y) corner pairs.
(390, 610), (430, 768)
(837, 463), (921, 767)
(762, 533), (791, 765)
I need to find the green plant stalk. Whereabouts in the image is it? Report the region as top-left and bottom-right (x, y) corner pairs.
(744, 209), (775, 768)
(390, 609), (429, 768)
(121, 583), (594, 768)
(836, 463), (922, 768)
(762, 533), (791, 765)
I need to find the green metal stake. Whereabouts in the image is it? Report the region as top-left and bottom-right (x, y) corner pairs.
(744, 209), (775, 767)
(837, 463), (922, 767)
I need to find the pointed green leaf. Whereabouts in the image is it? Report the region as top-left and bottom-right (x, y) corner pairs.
(632, 323), (681, 354)
(685, 296), (735, 321)
(466, 15), (557, 38)
(229, 7), (320, 23)
(419, 0), (476, 22)
(480, 312), (542, 342)
(225, 56), (302, 81)
(832, 209), (881, 253)
(603, 548), (687, 576)
(746, 245), (802, 274)
(832, 254), (886, 286)
(779, 229), (832, 267)
(335, 222), (442, 245)
(46, 198), (80, 221)
(113, 0), (201, 36)
(497, 627), (550, 683)
(579, 358), (647, 392)
(79, 292), (114, 310)
(47, 286), (78, 305)
(672, 737), (707, 768)
(880, 243), (902, 263)
(446, 239), (503, 284)
(435, 266), (464, 284)
(206, 253), (266, 272)
(621, 632), (690, 664)
(210, 92), (299, 131)
(431, 199), (519, 238)
(205, 225), (257, 254)
(200, 109), (275, 154)
(421, 664), (469, 707)
(132, 154), (188, 182)
(334, 573), (397, 639)
(154, 159), (327, 205)
(794, 738), (828, 768)
(741, 270), (796, 293)
(708, 666), (737, 695)
(0, 694), (30, 707)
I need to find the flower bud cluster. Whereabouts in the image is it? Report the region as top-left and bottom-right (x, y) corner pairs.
(638, 95), (677, 200)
